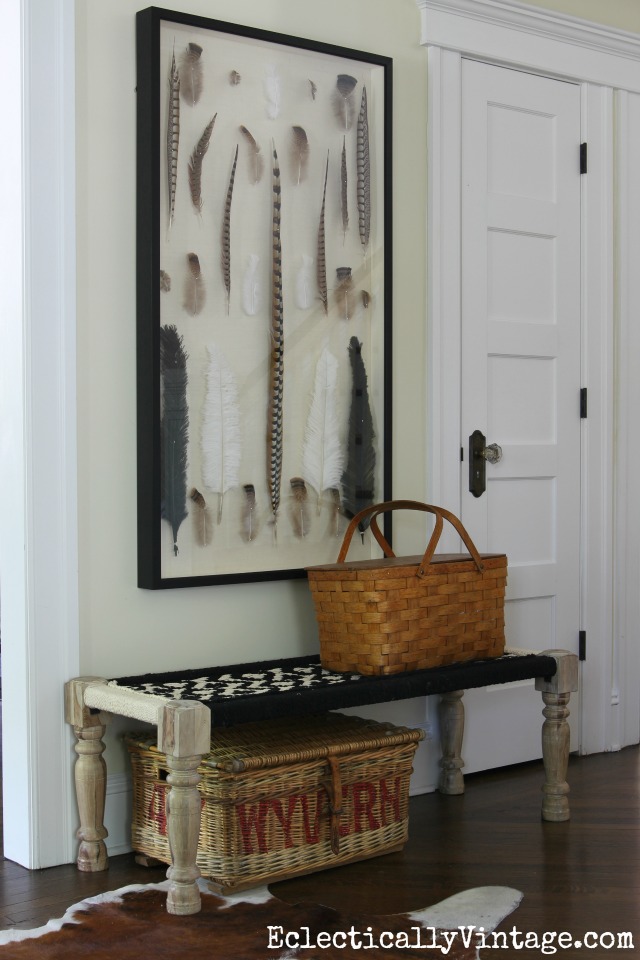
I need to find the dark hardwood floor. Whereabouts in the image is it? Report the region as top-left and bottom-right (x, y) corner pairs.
(0, 737), (638, 955)
(277, 749), (640, 954)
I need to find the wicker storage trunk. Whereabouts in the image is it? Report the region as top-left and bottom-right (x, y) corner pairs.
(125, 713), (423, 894)
(307, 500), (507, 676)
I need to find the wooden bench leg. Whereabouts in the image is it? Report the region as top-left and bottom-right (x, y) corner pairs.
(64, 678), (110, 872)
(535, 650), (579, 822)
(158, 701), (211, 916)
(438, 689), (465, 795)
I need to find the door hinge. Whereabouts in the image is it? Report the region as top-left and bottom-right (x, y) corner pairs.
(461, 446), (464, 462)
(580, 387), (588, 419)
(579, 630), (586, 661)
(580, 142), (587, 174)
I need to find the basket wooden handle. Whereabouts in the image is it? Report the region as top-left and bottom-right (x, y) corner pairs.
(337, 500), (485, 577)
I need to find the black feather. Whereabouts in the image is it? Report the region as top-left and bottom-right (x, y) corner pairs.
(342, 337), (376, 532)
(160, 325), (189, 555)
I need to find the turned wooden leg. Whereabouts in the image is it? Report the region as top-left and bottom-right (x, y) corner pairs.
(438, 689), (465, 795)
(158, 701), (210, 916)
(64, 678), (111, 872)
(535, 650), (579, 822)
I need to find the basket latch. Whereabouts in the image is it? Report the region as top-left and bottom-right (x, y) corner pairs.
(324, 754), (343, 856)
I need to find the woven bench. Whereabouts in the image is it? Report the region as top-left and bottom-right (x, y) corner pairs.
(65, 647), (577, 916)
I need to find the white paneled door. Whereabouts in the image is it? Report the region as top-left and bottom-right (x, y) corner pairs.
(458, 60), (582, 771)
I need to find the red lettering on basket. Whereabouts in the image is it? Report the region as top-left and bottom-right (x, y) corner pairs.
(148, 784), (168, 836)
(352, 782), (381, 832)
(270, 796), (298, 848)
(235, 779), (403, 854)
(301, 790), (325, 844)
(148, 783), (205, 838)
(236, 799), (270, 854)
(380, 776), (402, 825)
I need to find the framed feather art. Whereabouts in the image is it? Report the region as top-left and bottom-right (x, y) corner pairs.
(136, 6), (392, 588)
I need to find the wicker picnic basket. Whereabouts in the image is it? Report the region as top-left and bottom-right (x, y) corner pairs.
(306, 500), (507, 676)
(125, 713), (423, 894)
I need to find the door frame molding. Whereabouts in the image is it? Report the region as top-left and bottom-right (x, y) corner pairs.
(612, 89), (640, 749)
(420, 0), (640, 754)
(0, 0), (80, 867)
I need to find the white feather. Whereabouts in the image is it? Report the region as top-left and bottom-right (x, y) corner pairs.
(264, 64), (281, 120)
(242, 253), (261, 316)
(295, 254), (313, 310)
(302, 348), (344, 506)
(201, 344), (242, 522)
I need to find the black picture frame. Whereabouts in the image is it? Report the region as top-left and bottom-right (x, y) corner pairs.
(136, 6), (392, 588)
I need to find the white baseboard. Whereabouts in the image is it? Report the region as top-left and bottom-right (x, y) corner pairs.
(410, 782), (437, 796)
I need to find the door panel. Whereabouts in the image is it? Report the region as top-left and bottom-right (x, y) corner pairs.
(459, 60), (581, 772)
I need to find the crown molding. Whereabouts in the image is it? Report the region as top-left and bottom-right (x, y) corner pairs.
(418, 0), (640, 59)
(418, 0), (640, 90)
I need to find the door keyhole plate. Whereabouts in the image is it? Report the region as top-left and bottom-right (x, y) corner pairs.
(468, 430), (502, 497)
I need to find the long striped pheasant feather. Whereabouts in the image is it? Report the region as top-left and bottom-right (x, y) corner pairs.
(188, 114), (216, 214)
(221, 145), (239, 314)
(341, 135), (349, 239)
(317, 151), (329, 314)
(166, 50), (180, 230)
(267, 144), (284, 535)
(357, 86), (371, 253)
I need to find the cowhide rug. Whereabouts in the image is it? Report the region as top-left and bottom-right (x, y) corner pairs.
(0, 880), (522, 959)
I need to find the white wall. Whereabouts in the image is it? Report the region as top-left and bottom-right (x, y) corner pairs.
(75, 0), (432, 789)
(526, 0), (640, 32)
